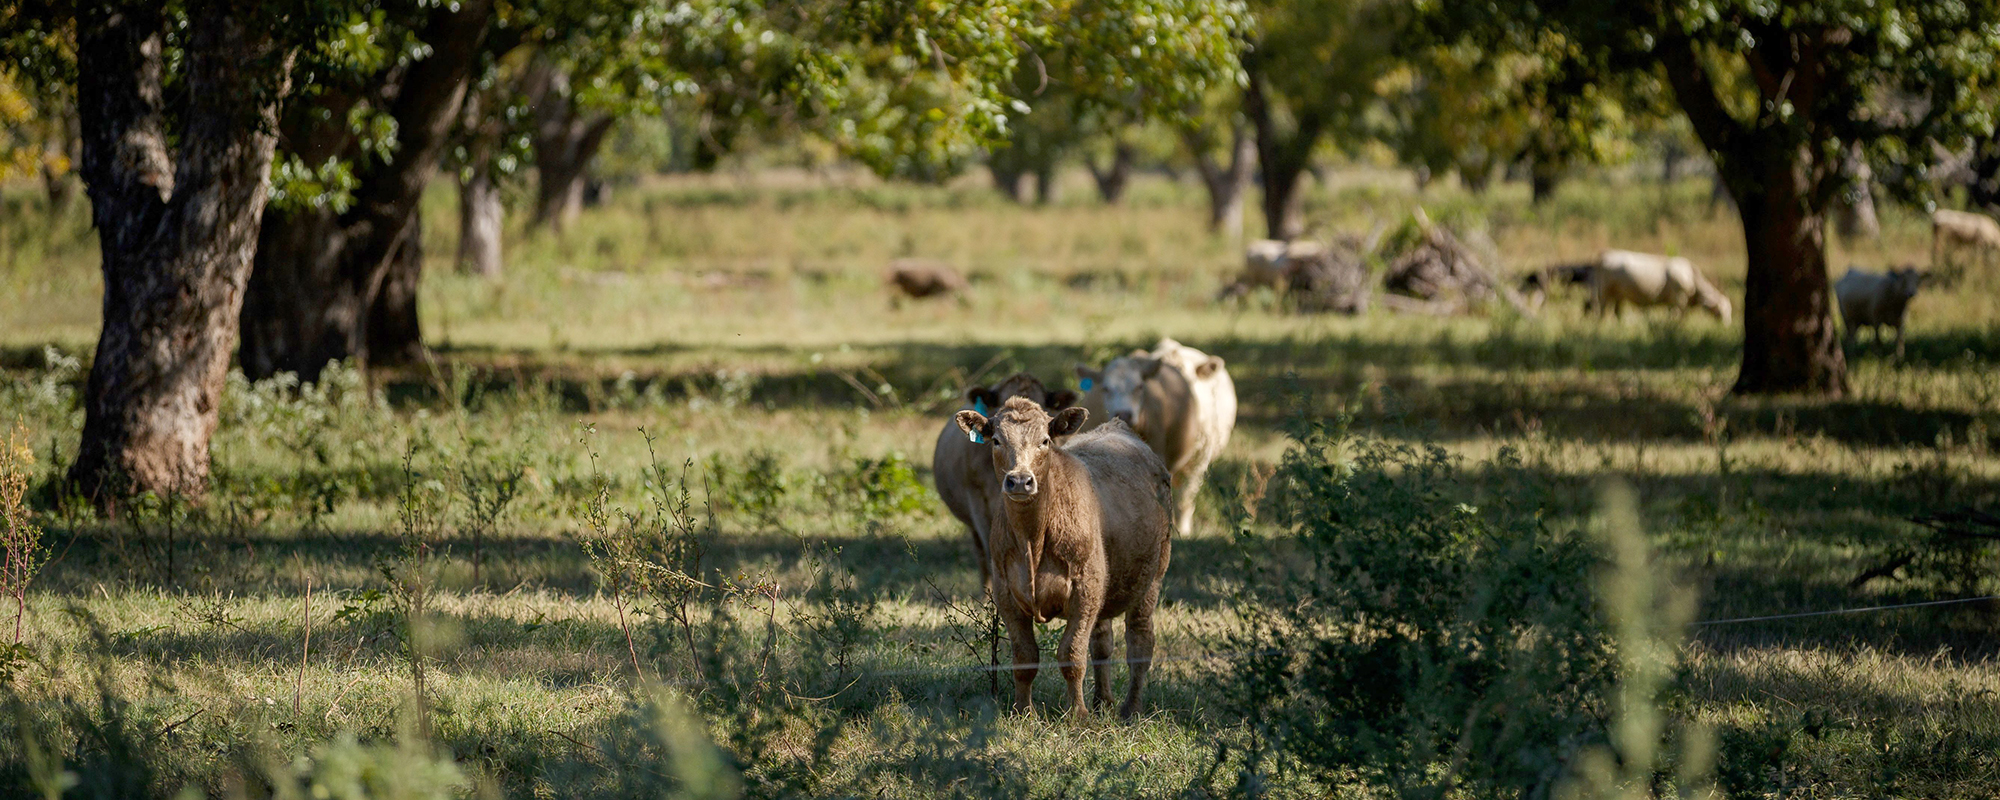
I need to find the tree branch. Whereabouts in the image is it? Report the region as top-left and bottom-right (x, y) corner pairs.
(1655, 32), (1747, 170)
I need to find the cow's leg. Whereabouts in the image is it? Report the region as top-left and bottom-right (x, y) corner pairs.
(1895, 323), (1906, 359)
(1120, 558), (1169, 720)
(967, 501), (993, 591)
(1172, 466), (1207, 538)
(1059, 594), (1102, 720)
(999, 602), (1040, 714)
(1089, 617), (1116, 711)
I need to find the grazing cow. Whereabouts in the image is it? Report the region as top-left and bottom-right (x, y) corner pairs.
(887, 259), (969, 302)
(932, 374), (1078, 587)
(1835, 266), (1926, 358)
(955, 398), (1173, 719)
(1585, 250), (1732, 323)
(1516, 264), (1595, 312)
(1222, 238), (1327, 298)
(1932, 209), (2000, 271)
(1075, 338), (1236, 538)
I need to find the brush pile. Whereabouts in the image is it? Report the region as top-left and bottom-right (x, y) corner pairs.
(1379, 210), (1533, 315)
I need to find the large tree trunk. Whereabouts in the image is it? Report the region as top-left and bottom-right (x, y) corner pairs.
(1528, 160), (1561, 204)
(1087, 141), (1136, 204)
(456, 167), (504, 277)
(527, 63), (617, 232)
(1659, 32), (1845, 396)
(989, 161), (1027, 202)
(1184, 123), (1255, 238)
(69, 5), (286, 505)
(1243, 67), (1323, 240)
(1731, 168), (1846, 395)
(1833, 141), (1879, 241)
(367, 216), (426, 366)
(238, 0), (492, 382)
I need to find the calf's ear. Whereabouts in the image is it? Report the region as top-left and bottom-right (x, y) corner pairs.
(1195, 356), (1225, 379)
(1138, 358), (1164, 380)
(1046, 390), (1079, 410)
(955, 410), (990, 436)
(965, 387), (996, 407)
(1049, 407), (1089, 437)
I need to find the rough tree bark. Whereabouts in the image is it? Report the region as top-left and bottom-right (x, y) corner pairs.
(457, 168), (504, 277)
(989, 162), (1027, 202)
(238, 0), (493, 382)
(367, 215), (426, 365)
(455, 82), (506, 277)
(527, 62), (617, 232)
(68, 4), (287, 504)
(1087, 141), (1136, 204)
(1661, 32), (1847, 395)
(1243, 67), (1325, 240)
(1183, 122), (1255, 238)
(1528, 159), (1562, 204)
(1732, 163), (1846, 394)
(1833, 140), (1879, 241)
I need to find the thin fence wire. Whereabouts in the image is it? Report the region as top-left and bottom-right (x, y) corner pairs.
(1689, 594), (2000, 627)
(652, 594), (2000, 688)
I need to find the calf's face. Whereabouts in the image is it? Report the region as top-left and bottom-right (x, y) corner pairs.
(1075, 355), (1162, 431)
(1890, 266), (1924, 300)
(956, 400), (1089, 502)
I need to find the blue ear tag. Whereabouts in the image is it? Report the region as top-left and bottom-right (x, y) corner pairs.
(1080, 377), (1094, 391)
(970, 398), (987, 443)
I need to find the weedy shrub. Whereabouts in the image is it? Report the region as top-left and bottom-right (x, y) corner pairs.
(218, 362), (386, 530)
(1219, 413), (1636, 799)
(258, 733), (470, 800)
(2, 421), (48, 651)
(453, 430), (530, 587)
(385, 435), (458, 740)
(704, 449), (789, 529)
(828, 452), (927, 521)
(0, 348), (80, 438)
(541, 688), (739, 800)
(576, 427), (714, 682)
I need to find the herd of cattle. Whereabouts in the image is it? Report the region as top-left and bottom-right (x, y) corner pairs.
(929, 339), (1235, 719)
(1235, 207), (2000, 356)
(914, 206), (1996, 719)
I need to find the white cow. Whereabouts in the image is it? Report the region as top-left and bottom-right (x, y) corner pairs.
(1075, 338), (1236, 537)
(1585, 250), (1732, 323)
(1932, 209), (2000, 271)
(1227, 239), (1328, 296)
(1835, 266), (1925, 358)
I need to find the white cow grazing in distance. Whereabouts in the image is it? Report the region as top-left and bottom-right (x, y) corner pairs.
(1586, 250), (1733, 323)
(1932, 209), (2000, 271)
(1076, 338), (1237, 538)
(1835, 266), (1926, 358)
(1235, 239), (1327, 291)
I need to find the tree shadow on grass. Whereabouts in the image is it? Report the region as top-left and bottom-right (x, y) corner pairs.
(359, 325), (1998, 450)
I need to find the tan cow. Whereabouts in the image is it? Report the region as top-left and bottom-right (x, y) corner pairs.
(932, 374), (1077, 587)
(1075, 338), (1236, 538)
(1932, 209), (2000, 271)
(956, 398), (1173, 719)
(1585, 250), (1732, 323)
(887, 259), (969, 302)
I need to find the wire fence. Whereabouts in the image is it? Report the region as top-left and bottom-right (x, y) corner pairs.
(658, 594), (2000, 686)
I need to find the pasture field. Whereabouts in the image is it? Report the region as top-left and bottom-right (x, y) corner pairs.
(3, 168), (2000, 798)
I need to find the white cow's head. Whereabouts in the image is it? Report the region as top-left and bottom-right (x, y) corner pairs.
(1075, 352), (1163, 432)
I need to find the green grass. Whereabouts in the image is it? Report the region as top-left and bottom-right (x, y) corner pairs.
(3, 166), (2000, 798)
